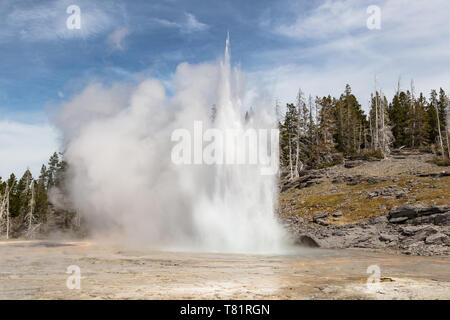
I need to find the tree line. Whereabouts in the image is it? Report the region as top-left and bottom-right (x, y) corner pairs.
(278, 82), (450, 180)
(1, 81), (449, 238)
(0, 152), (69, 238)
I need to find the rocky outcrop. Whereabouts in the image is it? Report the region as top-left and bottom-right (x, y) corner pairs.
(388, 204), (450, 225)
(282, 204), (450, 256)
(280, 170), (325, 192)
(331, 175), (398, 186)
(367, 186), (407, 199)
(416, 171), (450, 178)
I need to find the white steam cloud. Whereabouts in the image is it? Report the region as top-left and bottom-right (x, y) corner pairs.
(55, 39), (285, 253)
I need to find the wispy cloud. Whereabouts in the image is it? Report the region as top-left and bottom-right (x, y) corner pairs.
(252, 0), (450, 109)
(151, 12), (208, 34)
(183, 13), (208, 33)
(0, 120), (58, 177)
(0, 0), (122, 42)
(107, 26), (130, 51)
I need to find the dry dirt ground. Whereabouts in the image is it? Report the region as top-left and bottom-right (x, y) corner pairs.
(0, 240), (449, 300)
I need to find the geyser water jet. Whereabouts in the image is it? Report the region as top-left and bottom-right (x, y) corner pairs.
(56, 36), (286, 253)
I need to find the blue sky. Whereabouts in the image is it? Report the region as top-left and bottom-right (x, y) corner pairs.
(1, 0), (450, 177)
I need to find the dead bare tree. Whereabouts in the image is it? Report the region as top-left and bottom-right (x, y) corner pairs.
(445, 105), (450, 158)
(288, 133), (294, 181)
(25, 181), (36, 233)
(294, 89), (307, 178)
(411, 79), (416, 148)
(374, 76), (379, 150)
(379, 90), (393, 156)
(0, 185), (11, 239)
(434, 103), (445, 159)
(0, 190), (3, 235)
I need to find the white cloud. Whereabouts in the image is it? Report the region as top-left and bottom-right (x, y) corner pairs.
(253, 0), (450, 110)
(183, 13), (208, 33)
(106, 26), (130, 51)
(151, 12), (208, 34)
(0, 120), (58, 178)
(277, 0), (367, 40)
(1, 0), (120, 42)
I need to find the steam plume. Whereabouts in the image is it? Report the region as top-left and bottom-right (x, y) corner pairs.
(56, 38), (285, 253)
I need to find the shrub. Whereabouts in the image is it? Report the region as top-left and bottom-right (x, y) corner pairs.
(431, 157), (450, 167)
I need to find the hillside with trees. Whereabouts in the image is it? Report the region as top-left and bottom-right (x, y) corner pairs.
(0, 152), (78, 239)
(278, 83), (450, 180)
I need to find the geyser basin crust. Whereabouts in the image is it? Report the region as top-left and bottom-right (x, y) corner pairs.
(0, 240), (449, 300)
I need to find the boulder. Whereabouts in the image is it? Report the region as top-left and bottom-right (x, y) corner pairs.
(425, 233), (449, 245)
(388, 204), (450, 223)
(295, 235), (320, 248)
(344, 160), (363, 168)
(389, 217), (409, 224)
(401, 225), (438, 245)
(313, 212), (329, 221)
(332, 210), (343, 217)
(409, 211), (450, 226)
(379, 234), (397, 242)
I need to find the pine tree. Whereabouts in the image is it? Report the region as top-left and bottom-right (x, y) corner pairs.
(35, 166), (49, 223)
(316, 96), (336, 152)
(412, 93), (430, 147)
(47, 152), (60, 188)
(335, 85), (365, 156)
(389, 91), (412, 147)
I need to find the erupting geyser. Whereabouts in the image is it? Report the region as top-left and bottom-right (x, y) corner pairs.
(56, 36), (286, 253)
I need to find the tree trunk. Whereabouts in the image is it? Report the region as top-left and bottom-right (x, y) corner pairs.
(445, 120), (450, 158)
(288, 135), (294, 181)
(435, 105), (445, 158)
(27, 181), (36, 232)
(411, 80), (416, 148)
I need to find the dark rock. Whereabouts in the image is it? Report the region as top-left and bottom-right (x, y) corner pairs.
(295, 235), (320, 248)
(281, 171), (325, 192)
(417, 171), (450, 178)
(369, 215), (389, 224)
(401, 225), (435, 236)
(409, 212), (450, 226)
(401, 225), (438, 245)
(313, 212), (328, 221)
(332, 210), (343, 217)
(424, 233), (449, 245)
(379, 234), (397, 242)
(389, 217), (409, 224)
(344, 160), (363, 168)
(315, 219), (329, 226)
(332, 176), (345, 184)
(368, 192), (378, 199)
(388, 204), (450, 222)
(366, 177), (379, 184)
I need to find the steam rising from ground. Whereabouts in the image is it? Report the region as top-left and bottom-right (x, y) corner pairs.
(56, 38), (285, 253)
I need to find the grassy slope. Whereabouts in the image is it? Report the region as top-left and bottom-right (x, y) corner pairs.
(280, 154), (450, 225)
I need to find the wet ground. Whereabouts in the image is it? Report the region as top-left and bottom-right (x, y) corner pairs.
(0, 240), (449, 299)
